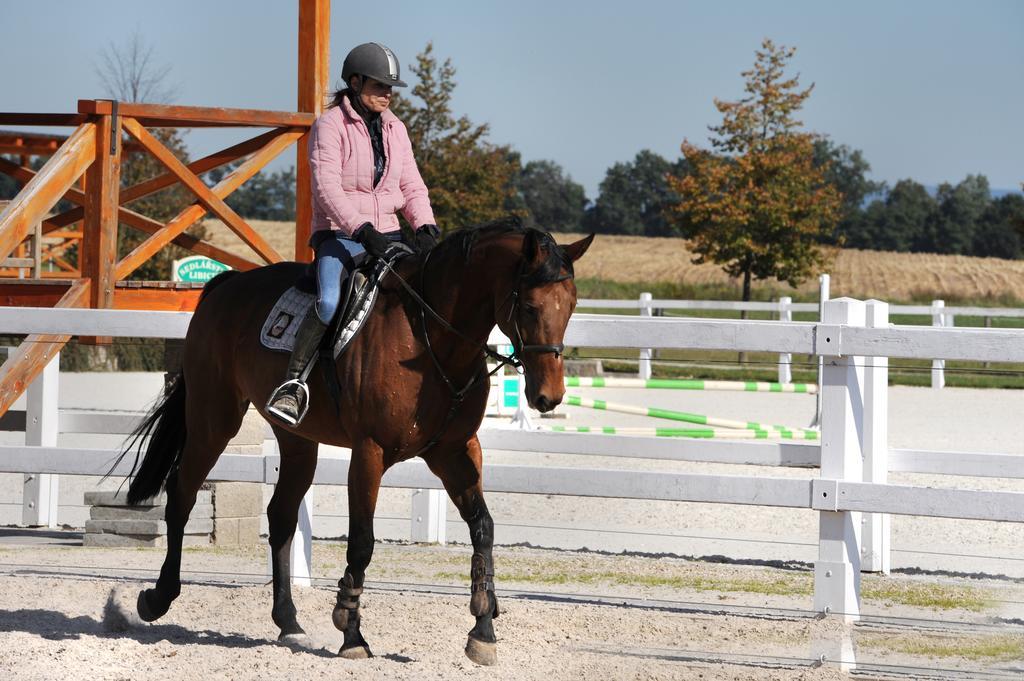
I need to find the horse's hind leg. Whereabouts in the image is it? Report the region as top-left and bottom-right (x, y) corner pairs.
(267, 425), (318, 642)
(138, 389), (247, 622)
(426, 436), (499, 666)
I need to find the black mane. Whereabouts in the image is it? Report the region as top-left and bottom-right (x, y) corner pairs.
(432, 216), (574, 285)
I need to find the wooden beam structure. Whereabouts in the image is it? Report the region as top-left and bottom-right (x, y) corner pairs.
(295, 0), (331, 263)
(0, 0), (331, 411)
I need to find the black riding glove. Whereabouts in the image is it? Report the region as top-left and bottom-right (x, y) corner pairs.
(414, 224), (440, 252)
(352, 222), (392, 259)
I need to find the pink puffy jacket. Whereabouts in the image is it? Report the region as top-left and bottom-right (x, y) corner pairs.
(308, 95), (435, 236)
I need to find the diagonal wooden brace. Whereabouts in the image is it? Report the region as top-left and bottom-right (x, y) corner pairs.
(0, 123), (95, 263)
(118, 118), (297, 276)
(124, 116), (292, 266)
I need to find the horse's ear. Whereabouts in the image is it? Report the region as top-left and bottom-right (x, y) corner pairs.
(524, 229), (545, 265)
(561, 233), (595, 262)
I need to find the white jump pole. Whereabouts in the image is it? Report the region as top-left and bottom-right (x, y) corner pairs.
(638, 292), (653, 380)
(23, 351), (60, 528)
(861, 300), (891, 574)
(778, 296), (792, 385)
(931, 300), (945, 389)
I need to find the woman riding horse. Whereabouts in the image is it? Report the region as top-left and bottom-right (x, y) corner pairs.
(267, 41), (440, 426)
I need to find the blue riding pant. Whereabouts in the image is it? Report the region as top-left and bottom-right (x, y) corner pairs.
(311, 230), (402, 324)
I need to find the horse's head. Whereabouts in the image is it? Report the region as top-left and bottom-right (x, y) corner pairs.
(496, 230), (594, 413)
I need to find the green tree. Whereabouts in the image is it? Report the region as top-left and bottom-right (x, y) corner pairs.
(514, 160), (587, 232)
(813, 138), (885, 242)
(855, 179), (935, 252)
(973, 193), (1024, 259)
(391, 43), (522, 230)
(207, 163), (296, 220)
(584, 150), (686, 236)
(667, 39), (841, 301)
(918, 174), (991, 254)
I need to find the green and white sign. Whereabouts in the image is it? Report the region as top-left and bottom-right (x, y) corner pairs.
(173, 255), (229, 283)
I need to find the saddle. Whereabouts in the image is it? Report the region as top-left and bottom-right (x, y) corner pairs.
(260, 254), (398, 359)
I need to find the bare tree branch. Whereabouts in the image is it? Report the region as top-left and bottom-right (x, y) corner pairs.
(95, 30), (178, 103)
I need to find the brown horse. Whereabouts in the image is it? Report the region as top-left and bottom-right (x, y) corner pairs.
(115, 221), (593, 665)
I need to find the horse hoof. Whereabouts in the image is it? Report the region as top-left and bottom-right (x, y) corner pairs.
(278, 632), (314, 649)
(338, 644), (373, 659)
(136, 590), (164, 623)
(465, 636), (497, 666)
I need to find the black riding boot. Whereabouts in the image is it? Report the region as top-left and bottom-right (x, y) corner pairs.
(266, 310), (329, 426)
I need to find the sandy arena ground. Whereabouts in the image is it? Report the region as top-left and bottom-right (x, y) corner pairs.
(1, 540), (1023, 680)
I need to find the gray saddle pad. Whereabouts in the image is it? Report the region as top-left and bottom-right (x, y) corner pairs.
(260, 266), (382, 358)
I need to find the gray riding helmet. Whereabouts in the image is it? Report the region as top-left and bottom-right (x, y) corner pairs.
(342, 42), (408, 88)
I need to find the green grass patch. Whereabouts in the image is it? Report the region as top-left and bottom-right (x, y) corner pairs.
(862, 579), (994, 611)
(859, 633), (1024, 661)
(435, 569), (812, 597)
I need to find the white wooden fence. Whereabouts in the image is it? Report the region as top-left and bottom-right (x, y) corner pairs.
(581, 276), (1024, 389)
(1, 302), (1024, 668)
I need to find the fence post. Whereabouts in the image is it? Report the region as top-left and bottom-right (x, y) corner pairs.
(638, 292), (653, 380)
(812, 298), (864, 671)
(931, 300), (945, 389)
(778, 296), (792, 384)
(811, 274), (830, 427)
(22, 352), (60, 527)
(411, 489), (447, 544)
(861, 300), (890, 574)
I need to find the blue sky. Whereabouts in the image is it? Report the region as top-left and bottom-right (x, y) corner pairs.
(3, 0), (1022, 199)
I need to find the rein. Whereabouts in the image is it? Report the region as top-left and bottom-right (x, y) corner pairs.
(378, 245), (566, 457)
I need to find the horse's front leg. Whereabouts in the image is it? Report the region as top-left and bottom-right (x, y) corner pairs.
(334, 439), (383, 659)
(266, 426), (318, 643)
(427, 436), (499, 666)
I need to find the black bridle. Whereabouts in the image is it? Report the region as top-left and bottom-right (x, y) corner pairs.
(378, 247), (568, 456)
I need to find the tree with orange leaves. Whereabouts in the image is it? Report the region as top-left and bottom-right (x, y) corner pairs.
(668, 39), (841, 301)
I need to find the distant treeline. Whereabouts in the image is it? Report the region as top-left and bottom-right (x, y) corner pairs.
(4, 137), (1020, 260)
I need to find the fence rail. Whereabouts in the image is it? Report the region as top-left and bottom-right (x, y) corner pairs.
(576, 285), (1024, 389)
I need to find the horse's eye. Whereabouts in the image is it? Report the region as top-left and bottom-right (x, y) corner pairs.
(523, 305), (539, 319)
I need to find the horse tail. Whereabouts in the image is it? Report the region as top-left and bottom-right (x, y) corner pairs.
(113, 375), (189, 504)
(105, 269), (239, 503)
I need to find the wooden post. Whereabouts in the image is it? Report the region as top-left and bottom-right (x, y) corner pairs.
(22, 352), (60, 527)
(81, 111), (121, 351)
(638, 292), (653, 380)
(778, 296), (792, 384)
(931, 300), (945, 389)
(861, 300), (890, 574)
(82, 111), (121, 310)
(295, 0), (331, 263)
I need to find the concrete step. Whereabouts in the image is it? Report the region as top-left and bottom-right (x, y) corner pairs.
(85, 517), (213, 536)
(90, 503), (213, 521)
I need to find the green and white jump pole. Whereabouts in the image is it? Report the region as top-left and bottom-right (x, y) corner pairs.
(547, 425), (818, 440)
(564, 377), (817, 394)
(564, 394), (819, 439)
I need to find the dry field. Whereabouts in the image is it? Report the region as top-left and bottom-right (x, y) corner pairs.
(201, 220), (1024, 302)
